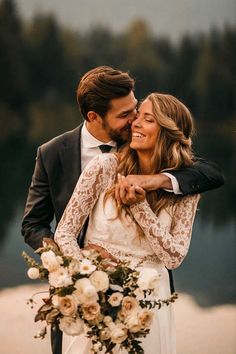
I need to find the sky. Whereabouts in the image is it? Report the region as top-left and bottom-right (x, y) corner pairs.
(15, 0), (236, 41)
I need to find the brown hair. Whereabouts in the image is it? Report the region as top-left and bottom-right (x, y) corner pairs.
(77, 66), (135, 120)
(105, 93), (195, 224)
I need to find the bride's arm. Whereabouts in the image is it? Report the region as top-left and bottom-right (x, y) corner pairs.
(54, 154), (117, 259)
(130, 194), (200, 269)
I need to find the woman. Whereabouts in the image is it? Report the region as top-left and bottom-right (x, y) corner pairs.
(55, 93), (200, 354)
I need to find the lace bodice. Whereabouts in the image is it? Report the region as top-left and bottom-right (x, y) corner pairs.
(54, 154), (200, 269)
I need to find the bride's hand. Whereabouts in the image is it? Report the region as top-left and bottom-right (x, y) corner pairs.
(83, 244), (117, 262)
(115, 174), (146, 205)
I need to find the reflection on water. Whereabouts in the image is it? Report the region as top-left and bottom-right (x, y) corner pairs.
(0, 131), (235, 308)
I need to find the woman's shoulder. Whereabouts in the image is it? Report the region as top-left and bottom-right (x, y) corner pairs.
(86, 153), (118, 172)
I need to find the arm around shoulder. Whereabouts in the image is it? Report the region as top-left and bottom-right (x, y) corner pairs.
(165, 157), (225, 195)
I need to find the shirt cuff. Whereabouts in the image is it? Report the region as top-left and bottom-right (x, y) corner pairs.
(161, 172), (182, 195)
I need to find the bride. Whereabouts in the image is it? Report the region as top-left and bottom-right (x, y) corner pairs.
(54, 93), (200, 354)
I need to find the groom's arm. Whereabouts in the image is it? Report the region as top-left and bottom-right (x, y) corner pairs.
(21, 147), (54, 250)
(164, 157), (225, 195)
(118, 157), (224, 196)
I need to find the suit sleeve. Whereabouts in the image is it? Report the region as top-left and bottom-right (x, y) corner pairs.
(21, 147), (54, 250)
(165, 157), (225, 195)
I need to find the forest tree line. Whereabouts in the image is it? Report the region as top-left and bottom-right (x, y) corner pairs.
(0, 0), (235, 238)
(0, 0), (235, 145)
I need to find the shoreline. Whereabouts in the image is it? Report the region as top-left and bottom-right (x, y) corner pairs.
(0, 284), (235, 354)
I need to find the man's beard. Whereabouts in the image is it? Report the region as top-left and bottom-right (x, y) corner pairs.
(102, 120), (131, 146)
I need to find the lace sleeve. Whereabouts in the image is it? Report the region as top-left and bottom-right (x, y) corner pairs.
(54, 154), (117, 259)
(130, 194), (200, 269)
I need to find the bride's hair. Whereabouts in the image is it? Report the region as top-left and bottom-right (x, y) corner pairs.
(105, 93), (195, 226)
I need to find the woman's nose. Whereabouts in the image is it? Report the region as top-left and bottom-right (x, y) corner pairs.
(132, 117), (142, 128)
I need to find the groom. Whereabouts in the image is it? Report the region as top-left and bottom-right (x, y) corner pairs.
(22, 66), (224, 354)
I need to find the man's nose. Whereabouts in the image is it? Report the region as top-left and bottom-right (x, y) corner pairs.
(128, 111), (138, 124)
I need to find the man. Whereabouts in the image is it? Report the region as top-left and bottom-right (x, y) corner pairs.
(22, 66), (224, 354)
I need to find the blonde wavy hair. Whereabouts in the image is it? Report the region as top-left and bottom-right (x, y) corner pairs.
(105, 93), (195, 222)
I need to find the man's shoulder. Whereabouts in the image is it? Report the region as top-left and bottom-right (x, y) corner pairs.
(40, 125), (82, 154)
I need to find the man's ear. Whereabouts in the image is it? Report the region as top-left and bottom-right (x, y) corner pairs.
(87, 111), (101, 123)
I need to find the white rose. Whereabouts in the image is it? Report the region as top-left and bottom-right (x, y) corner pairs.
(74, 278), (98, 304)
(126, 313), (141, 333)
(108, 292), (123, 307)
(89, 271), (109, 292)
(52, 294), (79, 316)
(138, 309), (154, 329)
(137, 268), (160, 290)
(79, 259), (96, 275)
(27, 267), (40, 279)
(41, 250), (63, 272)
(110, 323), (127, 344)
(48, 267), (73, 288)
(59, 316), (84, 336)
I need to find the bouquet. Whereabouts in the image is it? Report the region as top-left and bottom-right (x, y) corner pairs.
(23, 238), (177, 354)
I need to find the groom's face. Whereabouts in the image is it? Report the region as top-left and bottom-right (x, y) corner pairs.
(102, 91), (138, 145)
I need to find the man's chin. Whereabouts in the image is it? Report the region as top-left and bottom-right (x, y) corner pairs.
(111, 131), (131, 145)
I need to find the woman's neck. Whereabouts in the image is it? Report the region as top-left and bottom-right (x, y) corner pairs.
(137, 151), (153, 174)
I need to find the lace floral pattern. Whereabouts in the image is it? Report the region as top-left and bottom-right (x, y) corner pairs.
(130, 194), (200, 269)
(54, 154), (118, 259)
(55, 153), (200, 269)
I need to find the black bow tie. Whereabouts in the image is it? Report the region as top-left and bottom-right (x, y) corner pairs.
(99, 145), (112, 153)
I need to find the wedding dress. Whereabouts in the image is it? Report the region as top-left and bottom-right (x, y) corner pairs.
(55, 154), (200, 354)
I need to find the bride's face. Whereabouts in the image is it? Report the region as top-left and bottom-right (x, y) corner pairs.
(130, 99), (160, 154)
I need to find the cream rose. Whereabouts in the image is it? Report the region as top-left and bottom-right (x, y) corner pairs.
(41, 250), (63, 272)
(82, 302), (100, 321)
(138, 309), (154, 329)
(27, 267), (40, 279)
(89, 271), (109, 292)
(59, 316), (84, 336)
(108, 292), (123, 307)
(137, 268), (160, 290)
(52, 294), (79, 316)
(110, 323), (128, 344)
(48, 267), (73, 288)
(126, 313), (141, 333)
(121, 296), (139, 315)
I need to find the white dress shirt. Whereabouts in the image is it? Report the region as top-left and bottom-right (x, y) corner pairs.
(81, 123), (116, 171)
(80, 123), (181, 194)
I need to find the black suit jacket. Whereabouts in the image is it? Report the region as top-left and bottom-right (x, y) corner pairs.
(22, 124), (224, 354)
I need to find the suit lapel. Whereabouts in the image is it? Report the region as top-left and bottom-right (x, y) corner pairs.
(59, 124), (83, 196)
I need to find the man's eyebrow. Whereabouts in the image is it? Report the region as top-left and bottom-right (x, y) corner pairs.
(118, 100), (138, 115)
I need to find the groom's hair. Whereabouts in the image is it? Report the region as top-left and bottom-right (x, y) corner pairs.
(77, 66), (135, 120)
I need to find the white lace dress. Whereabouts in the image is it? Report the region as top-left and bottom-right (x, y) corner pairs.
(54, 154), (200, 354)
